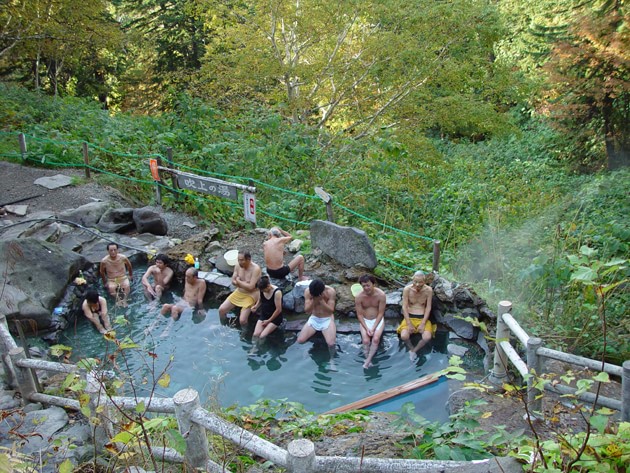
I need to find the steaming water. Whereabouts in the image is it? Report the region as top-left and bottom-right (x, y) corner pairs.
(61, 277), (449, 420)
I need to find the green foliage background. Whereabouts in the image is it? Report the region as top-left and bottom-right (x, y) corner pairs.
(0, 84), (627, 363)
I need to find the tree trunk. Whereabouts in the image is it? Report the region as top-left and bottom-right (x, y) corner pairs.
(603, 93), (629, 170)
(34, 49), (41, 90)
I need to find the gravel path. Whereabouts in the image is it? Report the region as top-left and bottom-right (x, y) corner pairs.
(0, 160), (203, 240)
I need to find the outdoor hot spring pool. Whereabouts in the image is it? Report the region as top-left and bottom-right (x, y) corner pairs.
(60, 276), (450, 420)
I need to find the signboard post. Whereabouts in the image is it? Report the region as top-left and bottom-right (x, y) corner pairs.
(244, 192), (256, 224)
(314, 186), (335, 223)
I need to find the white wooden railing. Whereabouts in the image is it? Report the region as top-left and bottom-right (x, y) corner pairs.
(487, 301), (630, 421)
(0, 313), (516, 472)
(1, 303), (628, 470)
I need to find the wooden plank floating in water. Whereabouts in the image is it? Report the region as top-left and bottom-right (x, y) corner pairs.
(325, 372), (441, 414)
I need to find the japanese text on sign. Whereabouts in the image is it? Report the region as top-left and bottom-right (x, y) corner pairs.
(176, 175), (238, 200)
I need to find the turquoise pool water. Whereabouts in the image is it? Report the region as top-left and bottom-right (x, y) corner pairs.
(61, 279), (450, 420)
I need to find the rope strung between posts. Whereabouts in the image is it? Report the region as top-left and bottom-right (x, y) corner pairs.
(1, 130), (437, 242)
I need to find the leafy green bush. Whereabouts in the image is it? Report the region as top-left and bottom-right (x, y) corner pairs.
(393, 399), (528, 461)
(224, 398), (369, 441)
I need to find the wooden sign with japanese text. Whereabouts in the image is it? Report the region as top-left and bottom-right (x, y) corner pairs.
(176, 174), (238, 200)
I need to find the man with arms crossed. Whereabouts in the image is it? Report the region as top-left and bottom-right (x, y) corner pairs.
(100, 242), (133, 307)
(141, 254), (174, 301)
(297, 279), (337, 359)
(160, 267), (206, 321)
(219, 250), (262, 326)
(398, 271), (435, 361)
(355, 274), (386, 368)
(263, 226), (306, 281)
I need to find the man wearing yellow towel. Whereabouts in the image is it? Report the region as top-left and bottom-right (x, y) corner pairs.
(219, 250), (262, 326)
(398, 271), (436, 361)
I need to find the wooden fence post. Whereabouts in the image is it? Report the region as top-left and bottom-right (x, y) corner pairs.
(0, 314), (18, 388)
(14, 321), (42, 393)
(174, 389), (209, 469)
(166, 147), (180, 200)
(314, 187), (335, 223)
(154, 157), (162, 206)
(82, 142), (91, 179)
(287, 439), (316, 472)
(488, 301), (512, 388)
(85, 371), (114, 449)
(623, 360), (630, 422)
(18, 133), (27, 161)
(526, 337), (544, 416)
(9, 347), (37, 405)
(432, 240), (441, 272)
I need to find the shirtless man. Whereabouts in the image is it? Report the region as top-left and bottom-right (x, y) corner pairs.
(219, 250), (262, 325)
(100, 243), (133, 307)
(160, 267), (206, 320)
(82, 289), (111, 334)
(141, 254), (174, 301)
(398, 271), (435, 361)
(355, 274), (386, 368)
(263, 226), (305, 281)
(297, 279), (337, 354)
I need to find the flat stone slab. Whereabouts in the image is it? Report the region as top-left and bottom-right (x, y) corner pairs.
(4, 204), (28, 216)
(447, 343), (469, 357)
(34, 174), (73, 189)
(199, 271), (232, 287)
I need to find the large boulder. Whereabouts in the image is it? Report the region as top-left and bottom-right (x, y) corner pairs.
(97, 207), (135, 233)
(284, 280), (311, 313)
(133, 207), (168, 236)
(310, 220), (377, 269)
(0, 238), (87, 332)
(58, 201), (112, 228)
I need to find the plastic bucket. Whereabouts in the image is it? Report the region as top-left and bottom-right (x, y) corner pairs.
(224, 250), (239, 266)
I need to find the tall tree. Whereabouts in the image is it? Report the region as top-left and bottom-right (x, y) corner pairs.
(114, 0), (208, 110)
(0, 0), (124, 104)
(197, 0), (521, 140)
(544, 0), (629, 170)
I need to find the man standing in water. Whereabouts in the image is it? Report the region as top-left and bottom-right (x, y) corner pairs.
(355, 274), (386, 368)
(263, 226), (306, 281)
(297, 279), (337, 360)
(219, 250), (262, 325)
(141, 254), (174, 301)
(160, 267), (206, 321)
(398, 271), (435, 361)
(100, 242), (133, 307)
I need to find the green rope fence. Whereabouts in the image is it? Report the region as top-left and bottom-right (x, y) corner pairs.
(0, 130), (439, 274)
